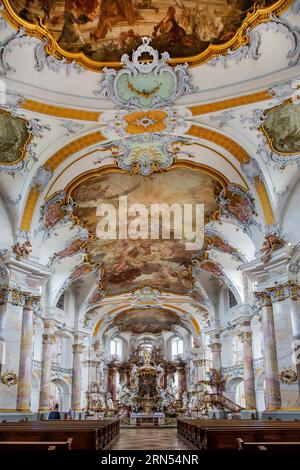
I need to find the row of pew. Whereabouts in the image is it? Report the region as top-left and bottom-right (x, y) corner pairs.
(0, 419), (120, 451)
(177, 418), (300, 450)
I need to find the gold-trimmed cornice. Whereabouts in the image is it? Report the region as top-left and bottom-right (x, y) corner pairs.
(2, 0), (293, 71)
(21, 99), (101, 121)
(188, 90), (271, 117)
(20, 92), (270, 122)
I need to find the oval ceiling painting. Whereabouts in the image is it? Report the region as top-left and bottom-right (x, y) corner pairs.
(4, 0), (291, 70)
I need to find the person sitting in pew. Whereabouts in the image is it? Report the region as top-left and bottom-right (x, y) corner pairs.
(48, 404), (61, 420)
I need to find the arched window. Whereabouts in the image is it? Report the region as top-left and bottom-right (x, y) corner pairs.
(110, 338), (122, 359)
(171, 337), (183, 359)
(229, 290), (237, 308)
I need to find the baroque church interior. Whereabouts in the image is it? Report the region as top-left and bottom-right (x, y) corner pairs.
(0, 0), (300, 452)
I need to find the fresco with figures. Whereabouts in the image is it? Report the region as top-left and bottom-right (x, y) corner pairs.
(9, 0), (279, 64)
(110, 307), (182, 334)
(70, 168), (222, 295)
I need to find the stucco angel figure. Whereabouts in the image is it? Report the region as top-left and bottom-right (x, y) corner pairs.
(130, 364), (139, 388)
(106, 392), (114, 410)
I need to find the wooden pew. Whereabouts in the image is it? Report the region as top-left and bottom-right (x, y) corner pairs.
(204, 427), (300, 450)
(177, 419), (300, 450)
(0, 438), (72, 451)
(237, 438), (300, 451)
(0, 419), (120, 450)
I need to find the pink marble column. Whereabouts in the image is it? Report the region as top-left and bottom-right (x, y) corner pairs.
(288, 293), (300, 402)
(240, 330), (256, 410)
(177, 366), (186, 400)
(72, 343), (85, 411)
(16, 297), (34, 411)
(39, 330), (55, 411)
(261, 301), (281, 409)
(108, 367), (117, 402)
(0, 289), (9, 371)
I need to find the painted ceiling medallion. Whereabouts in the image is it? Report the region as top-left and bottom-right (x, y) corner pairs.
(0, 109), (33, 173)
(3, 0), (292, 71)
(95, 36), (197, 109)
(261, 98), (300, 156)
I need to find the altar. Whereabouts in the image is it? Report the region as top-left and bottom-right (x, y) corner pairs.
(130, 412), (165, 427)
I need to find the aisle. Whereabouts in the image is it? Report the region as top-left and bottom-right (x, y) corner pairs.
(110, 428), (193, 450)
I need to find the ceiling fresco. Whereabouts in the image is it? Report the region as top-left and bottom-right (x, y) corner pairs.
(4, 0), (289, 69)
(0, 109), (31, 167)
(262, 100), (300, 155)
(110, 307), (182, 334)
(70, 167), (223, 296)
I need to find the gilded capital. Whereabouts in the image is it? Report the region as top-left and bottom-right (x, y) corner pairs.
(42, 333), (56, 345)
(73, 343), (85, 353)
(240, 331), (252, 343)
(0, 287), (9, 305)
(209, 342), (221, 352)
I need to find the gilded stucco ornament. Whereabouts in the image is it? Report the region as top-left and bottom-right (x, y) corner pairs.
(278, 367), (298, 384)
(94, 37), (198, 110)
(0, 370), (18, 387)
(95, 134), (196, 176)
(255, 282), (300, 307)
(208, 13), (300, 69)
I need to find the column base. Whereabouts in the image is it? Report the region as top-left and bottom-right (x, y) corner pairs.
(262, 408), (300, 420)
(240, 409), (258, 420)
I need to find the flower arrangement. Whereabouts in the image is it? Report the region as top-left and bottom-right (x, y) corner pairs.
(0, 370), (18, 387)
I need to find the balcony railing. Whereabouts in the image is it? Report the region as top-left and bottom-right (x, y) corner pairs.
(32, 359), (72, 375)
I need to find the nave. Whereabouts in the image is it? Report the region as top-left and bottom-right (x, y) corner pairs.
(1, 0), (300, 453)
(110, 428), (192, 451)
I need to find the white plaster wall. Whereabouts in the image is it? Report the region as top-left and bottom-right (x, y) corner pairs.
(273, 300), (299, 407)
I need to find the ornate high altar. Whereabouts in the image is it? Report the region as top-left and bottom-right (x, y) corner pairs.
(116, 349), (179, 420)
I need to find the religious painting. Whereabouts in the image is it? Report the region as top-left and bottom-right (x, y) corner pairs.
(0, 109), (31, 165)
(198, 259), (223, 278)
(4, 0), (288, 69)
(262, 101), (300, 155)
(70, 167), (223, 295)
(111, 307), (182, 334)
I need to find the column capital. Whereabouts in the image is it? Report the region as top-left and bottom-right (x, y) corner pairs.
(73, 343), (85, 353)
(42, 333), (56, 345)
(255, 281), (300, 307)
(240, 331), (252, 343)
(209, 342), (221, 352)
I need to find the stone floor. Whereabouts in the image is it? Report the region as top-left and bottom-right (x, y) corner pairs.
(110, 428), (193, 450)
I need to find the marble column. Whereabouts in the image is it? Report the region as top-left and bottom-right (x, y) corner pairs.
(288, 291), (300, 402)
(0, 289), (8, 372)
(209, 342), (222, 372)
(261, 300), (281, 409)
(177, 365), (186, 400)
(240, 330), (256, 410)
(108, 367), (117, 402)
(16, 297), (34, 412)
(72, 343), (85, 411)
(39, 330), (55, 411)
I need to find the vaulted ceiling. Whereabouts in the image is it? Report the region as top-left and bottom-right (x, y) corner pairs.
(0, 0), (300, 339)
